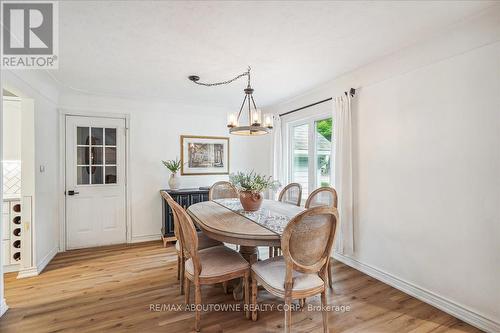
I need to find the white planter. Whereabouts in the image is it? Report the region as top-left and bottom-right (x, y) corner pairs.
(168, 173), (180, 190)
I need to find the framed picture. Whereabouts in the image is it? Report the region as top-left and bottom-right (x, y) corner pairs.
(180, 135), (230, 175)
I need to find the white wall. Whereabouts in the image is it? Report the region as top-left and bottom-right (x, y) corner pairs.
(354, 40), (499, 326)
(59, 94), (272, 241)
(267, 7), (500, 331)
(2, 71), (61, 274)
(2, 100), (21, 161)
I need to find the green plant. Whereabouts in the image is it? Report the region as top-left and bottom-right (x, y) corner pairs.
(162, 158), (182, 173)
(229, 171), (280, 193)
(316, 118), (332, 142)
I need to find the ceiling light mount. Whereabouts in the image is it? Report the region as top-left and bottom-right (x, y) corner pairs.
(188, 75), (200, 82)
(187, 67), (273, 136)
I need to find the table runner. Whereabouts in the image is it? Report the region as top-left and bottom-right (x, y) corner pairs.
(213, 198), (298, 235)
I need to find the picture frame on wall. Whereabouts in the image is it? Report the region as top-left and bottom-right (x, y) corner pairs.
(180, 135), (230, 175)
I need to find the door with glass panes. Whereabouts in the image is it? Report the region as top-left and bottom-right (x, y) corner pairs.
(65, 116), (126, 249)
(289, 116), (332, 203)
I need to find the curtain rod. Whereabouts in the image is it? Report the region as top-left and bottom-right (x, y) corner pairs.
(279, 88), (355, 117)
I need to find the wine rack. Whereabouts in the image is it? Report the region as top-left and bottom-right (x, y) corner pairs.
(2, 200), (22, 269)
(11, 202), (22, 262)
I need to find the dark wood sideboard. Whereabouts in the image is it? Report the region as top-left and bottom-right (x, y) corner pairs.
(160, 188), (209, 247)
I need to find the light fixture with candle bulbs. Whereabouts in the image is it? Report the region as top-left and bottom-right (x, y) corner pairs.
(188, 67), (274, 136)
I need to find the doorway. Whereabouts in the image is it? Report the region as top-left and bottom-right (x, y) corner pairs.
(1, 90), (36, 278)
(64, 115), (127, 249)
(287, 115), (333, 201)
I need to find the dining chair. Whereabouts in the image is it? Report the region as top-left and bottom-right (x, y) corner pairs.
(305, 186), (338, 209)
(251, 206), (339, 333)
(170, 199), (250, 332)
(278, 183), (302, 206)
(305, 186), (338, 288)
(209, 181), (240, 268)
(161, 191), (222, 295)
(209, 181), (238, 200)
(270, 183), (303, 257)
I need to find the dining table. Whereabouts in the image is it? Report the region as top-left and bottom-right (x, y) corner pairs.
(187, 198), (304, 300)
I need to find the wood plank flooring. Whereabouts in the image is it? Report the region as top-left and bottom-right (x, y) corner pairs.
(0, 241), (481, 332)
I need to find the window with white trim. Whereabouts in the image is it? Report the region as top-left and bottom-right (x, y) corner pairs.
(286, 114), (332, 201)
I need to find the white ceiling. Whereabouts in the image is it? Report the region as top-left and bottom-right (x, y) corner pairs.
(53, 1), (493, 108)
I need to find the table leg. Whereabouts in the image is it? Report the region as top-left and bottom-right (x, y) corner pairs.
(233, 245), (258, 301)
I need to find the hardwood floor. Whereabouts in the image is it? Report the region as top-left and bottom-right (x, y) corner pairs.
(0, 241), (481, 332)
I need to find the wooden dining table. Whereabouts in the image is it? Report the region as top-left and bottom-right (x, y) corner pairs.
(187, 199), (304, 299)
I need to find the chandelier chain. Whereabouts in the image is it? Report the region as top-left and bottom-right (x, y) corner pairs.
(191, 67), (251, 87)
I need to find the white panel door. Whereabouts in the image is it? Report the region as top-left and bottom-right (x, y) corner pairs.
(65, 116), (126, 249)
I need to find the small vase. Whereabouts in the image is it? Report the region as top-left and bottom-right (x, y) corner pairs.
(239, 191), (263, 211)
(168, 173), (180, 190)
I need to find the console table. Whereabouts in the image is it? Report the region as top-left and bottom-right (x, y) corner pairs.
(160, 188), (209, 247)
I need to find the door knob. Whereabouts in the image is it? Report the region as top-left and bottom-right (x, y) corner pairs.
(67, 190), (79, 196)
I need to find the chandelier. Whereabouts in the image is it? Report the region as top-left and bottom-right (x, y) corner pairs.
(188, 67), (273, 136)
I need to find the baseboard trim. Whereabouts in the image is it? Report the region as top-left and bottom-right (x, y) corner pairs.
(130, 234), (161, 243)
(333, 252), (499, 333)
(0, 298), (8, 317)
(37, 246), (59, 274)
(17, 266), (38, 279)
(17, 246), (59, 279)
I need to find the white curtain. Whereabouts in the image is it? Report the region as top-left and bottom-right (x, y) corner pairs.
(333, 94), (354, 254)
(271, 115), (284, 199)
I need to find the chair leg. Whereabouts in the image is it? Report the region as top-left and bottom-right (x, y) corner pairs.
(299, 298), (306, 309)
(180, 257), (185, 295)
(284, 296), (292, 333)
(328, 260), (333, 289)
(184, 277), (190, 305)
(195, 283), (202, 332)
(251, 273), (258, 321)
(321, 290), (328, 333)
(244, 272), (250, 319)
(177, 255), (180, 280)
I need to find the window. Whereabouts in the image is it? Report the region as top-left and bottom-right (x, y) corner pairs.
(76, 126), (117, 185)
(291, 123), (309, 197)
(315, 118), (332, 188)
(287, 116), (332, 201)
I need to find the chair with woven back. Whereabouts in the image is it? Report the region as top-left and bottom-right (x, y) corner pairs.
(250, 206), (339, 332)
(269, 183), (303, 257)
(278, 182), (302, 206)
(161, 191), (222, 294)
(305, 186), (338, 288)
(209, 180), (240, 272)
(209, 181), (238, 200)
(169, 198), (250, 332)
(305, 186), (338, 209)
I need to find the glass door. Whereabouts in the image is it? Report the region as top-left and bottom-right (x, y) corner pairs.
(291, 123), (309, 198)
(288, 116), (332, 202)
(315, 118), (332, 188)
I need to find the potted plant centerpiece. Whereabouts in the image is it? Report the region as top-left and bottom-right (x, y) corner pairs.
(229, 171), (280, 211)
(162, 158), (182, 190)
